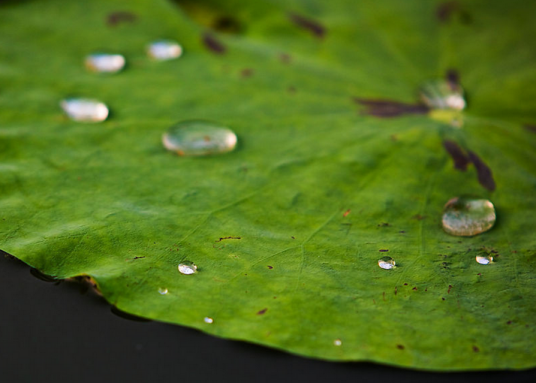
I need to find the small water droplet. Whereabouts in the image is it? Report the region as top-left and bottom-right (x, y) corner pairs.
(334, 339), (342, 346)
(420, 79), (466, 110)
(158, 287), (168, 294)
(442, 197), (496, 237)
(147, 40), (183, 60)
(378, 256), (396, 270)
(178, 261), (198, 275)
(204, 317), (214, 324)
(163, 120), (237, 156)
(476, 255), (493, 265)
(85, 53), (125, 73)
(61, 98), (109, 122)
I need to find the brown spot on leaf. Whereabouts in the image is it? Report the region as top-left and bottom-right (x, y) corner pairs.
(412, 287), (418, 291)
(443, 140), (470, 171)
(436, 1), (459, 23)
(524, 125), (536, 134)
(279, 53), (291, 64)
(133, 256), (145, 260)
(448, 285), (453, 294)
(203, 33), (226, 54)
(289, 13), (326, 38)
(354, 98), (429, 118)
(467, 151), (496, 191)
(241, 68), (254, 78)
(379, 249), (389, 252)
(396, 344), (405, 350)
(343, 209), (351, 217)
(257, 308), (268, 315)
(472, 345), (480, 352)
(446, 69), (461, 91)
(442, 297), (446, 301)
(267, 265), (273, 269)
(107, 11), (137, 27)
(506, 320), (512, 325)
(412, 214), (427, 220)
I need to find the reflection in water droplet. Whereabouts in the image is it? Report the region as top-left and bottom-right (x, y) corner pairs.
(334, 339), (342, 346)
(442, 197), (496, 237)
(204, 317), (214, 324)
(163, 120), (237, 157)
(85, 53), (125, 73)
(476, 255), (493, 265)
(420, 79), (466, 111)
(158, 288), (168, 295)
(61, 98), (109, 122)
(378, 256), (396, 270)
(178, 261), (198, 275)
(147, 40), (183, 60)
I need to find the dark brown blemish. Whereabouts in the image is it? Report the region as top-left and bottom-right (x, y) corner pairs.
(203, 33), (226, 54)
(216, 236), (241, 242)
(288, 13), (326, 38)
(212, 15), (242, 34)
(446, 69), (460, 89)
(267, 265), (273, 269)
(524, 125), (536, 134)
(378, 222), (390, 227)
(354, 98), (429, 118)
(343, 209), (351, 217)
(382, 291), (386, 301)
(506, 320), (512, 325)
(107, 11), (137, 27)
(257, 308), (268, 315)
(443, 140), (470, 171)
(472, 345), (480, 352)
(394, 287), (398, 295)
(379, 249), (389, 252)
(412, 214), (427, 220)
(399, 231), (406, 234)
(448, 285), (453, 294)
(279, 53), (291, 64)
(133, 256), (145, 260)
(396, 344), (405, 350)
(442, 297), (446, 301)
(241, 68), (254, 78)
(412, 287), (418, 291)
(291, 236), (296, 239)
(436, 1), (459, 23)
(467, 151), (496, 191)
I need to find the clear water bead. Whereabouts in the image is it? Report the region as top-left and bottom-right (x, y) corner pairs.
(476, 255), (493, 265)
(442, 197), (496, 237)
(334, 339), (342, 346)
(60, 98), (109, 122)
(163, 120), (237, 156)
(419, 79), (466, 111)
(147, 40), (183, 60)
(378, 256), (396, 270)
(85, 53), (125, 73)
(158, 288), (168, 295)
(204, 317), (214, 324)
(178, 261), (198, 275)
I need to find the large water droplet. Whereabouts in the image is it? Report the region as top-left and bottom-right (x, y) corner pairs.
(85, 53), (125, 73)
(204, 317), (214, 324)
(442, 197), (496, 236)
(476, 255), (493, 265)
(378, 256), (396, 270)
(61, 98), (109, 122)
(147, 40), (183, 60)
(178, 261), (198, 275)
(163, 120), (237, 156)
(420, 79), (466, 111)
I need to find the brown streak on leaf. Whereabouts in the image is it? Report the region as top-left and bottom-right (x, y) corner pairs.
(289, 13), (326, 38)
(443, 140), (470, 171)
(203, 33), (226, 54)
(468, 151), (496, 191)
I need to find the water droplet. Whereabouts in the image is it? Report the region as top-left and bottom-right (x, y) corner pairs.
(178, 261), (198, 275)
(442, 197), (496, 236)
(147, 40), (183, 60)
(476, 255), (493, 265)
(334, 339), (342, 346)
(378, 256), (396, 270)
(163, 120), (237, 156)
(204, 317), (214, 324)
(420, 79), (466, 111)
(85, 53), (125, 73)
(158, 288), (168, 295)
(60, 98), (109, 122)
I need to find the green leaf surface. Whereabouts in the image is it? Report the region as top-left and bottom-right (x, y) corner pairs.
(1, 0), (536, 370)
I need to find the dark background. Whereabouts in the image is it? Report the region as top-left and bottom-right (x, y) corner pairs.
(1, 254), (534, 383)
